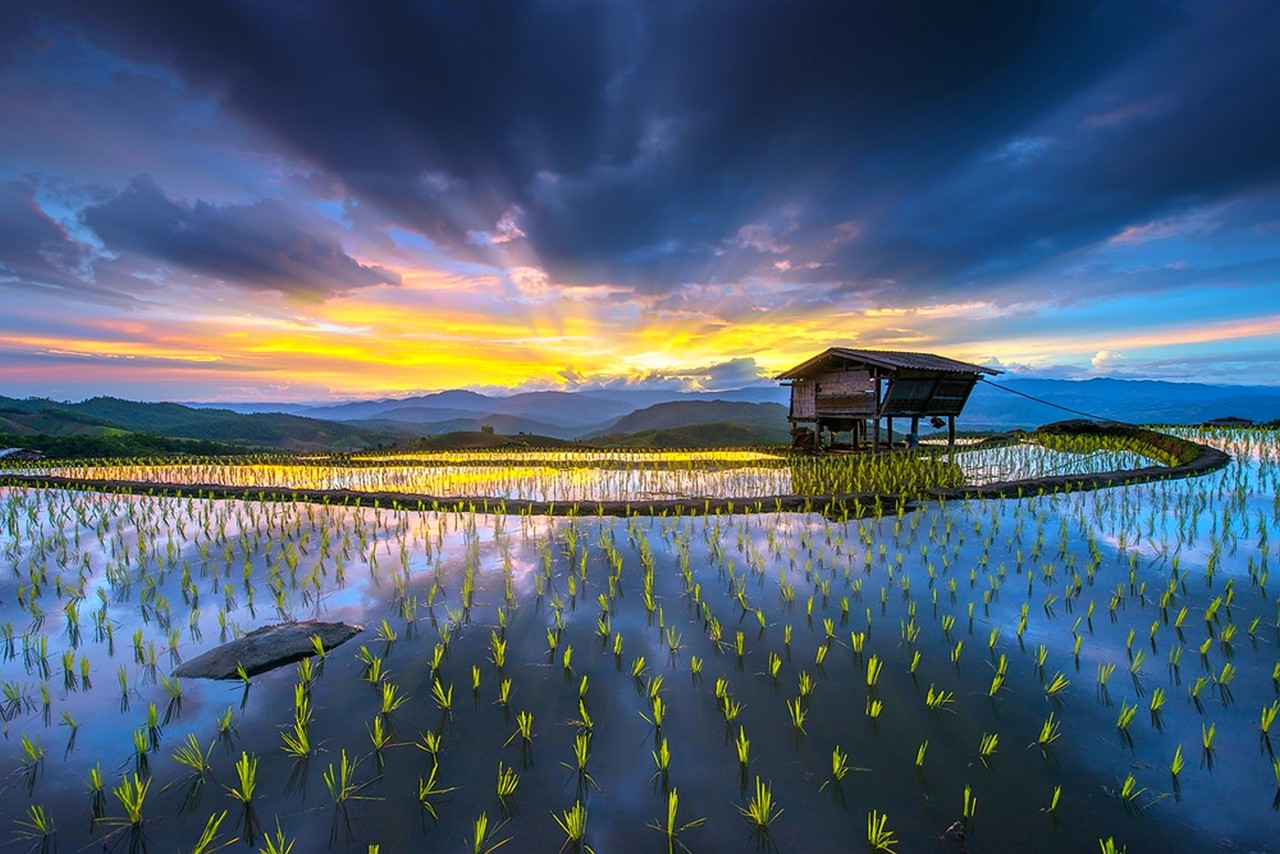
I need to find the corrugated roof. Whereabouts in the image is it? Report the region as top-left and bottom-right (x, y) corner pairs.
(777, 348), (1001, 379)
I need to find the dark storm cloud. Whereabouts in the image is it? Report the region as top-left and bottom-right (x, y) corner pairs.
(81, 175), (400, 299)
(0, 179), (99, 293)
(30, 0), (1280, 297)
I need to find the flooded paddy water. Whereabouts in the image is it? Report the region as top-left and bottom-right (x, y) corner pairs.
(1, 429), (1277, 852)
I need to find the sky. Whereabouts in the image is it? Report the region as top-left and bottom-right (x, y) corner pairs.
(2, 0), (1279, 402)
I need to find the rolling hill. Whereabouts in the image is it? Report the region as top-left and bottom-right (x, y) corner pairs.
(0, 396), (406, 453)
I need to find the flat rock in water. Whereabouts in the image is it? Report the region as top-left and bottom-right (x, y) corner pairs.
(174, 620), (362, 679)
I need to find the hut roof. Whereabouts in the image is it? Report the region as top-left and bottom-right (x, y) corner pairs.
(777, 348), (1001, 380)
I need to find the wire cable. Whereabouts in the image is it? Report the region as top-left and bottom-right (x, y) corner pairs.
(977, 377), (1134, 426)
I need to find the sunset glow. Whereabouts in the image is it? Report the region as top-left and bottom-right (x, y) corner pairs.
(3, 3), (1278, 401)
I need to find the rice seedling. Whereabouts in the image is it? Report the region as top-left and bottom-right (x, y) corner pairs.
(189, 809), (228, 854)
(552, 801), (589, 851)
(431, 677), (454, 713)
(12, 804), (55, 850)
(467, 812), (511, 854)
(1099, 838), (1126, 854)
(1036, 712), (1062, 748)
(1044, 672), (1070, 698)
(925, 684), (954, 710)
(786, 696), (807, 733)
(381, 681), (409, 714)
(648, 787), (705, 854)
(866, 809), (898, 852)
(496, 761), (519, 799)
(1044, 785), (1062, 814)
(1202, 721), (1216, 756)
(417, 763), (457, 820)
(735, 726), (750, 766)
(16, 732), (44, 779)
(172, 731), (214, 778)
(961, 784), (977, 832)
(111, 772), (151, 826)
(866, 654), (883, 688)
(978, 732), (999, 765)
(737, 776), (783, 830)
(819, 745), (851, 792)
(1117, 773), (1146, 810)
(323, 749), (378, 806)
(915, 740), (928, 768)
(1116, 700), (1138, 731)
(1170, 744), (1184, 778)
(225, 751), (258, 804)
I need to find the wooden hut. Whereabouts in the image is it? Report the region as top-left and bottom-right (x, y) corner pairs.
(777, 348), (1001, 450)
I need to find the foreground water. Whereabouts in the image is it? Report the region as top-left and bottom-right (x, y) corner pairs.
(0, 429), (1276, 853)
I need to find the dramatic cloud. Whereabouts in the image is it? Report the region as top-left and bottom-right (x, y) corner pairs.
(1, 1), (1278, 398)
(82, 176), (400, 300)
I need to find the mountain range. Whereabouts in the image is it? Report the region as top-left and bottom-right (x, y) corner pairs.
(3, 377), (1277, 457)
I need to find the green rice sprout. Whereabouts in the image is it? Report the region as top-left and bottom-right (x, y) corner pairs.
(225, 751), (258, 803)
(1263, 701), (1280, 741)
(962, 785), (977, 828)
(979, 732), (999, 763)
(506, 710), (535, 747)
(418, 729), (443, 760)
(866, 655), (883, 687)
(431, 677), (454, 713)
(1170, 744), (1184, 777)
(552, 801), (588, 849)
(496, 761), (519, 798)
(112, 772), (150, 825)
(737, 776), (783, 830)
(735, 726), (750, 766)
(281, 714), (312, 758)
(260, 819), (296, 854)
(417, 763), (457, 820)
(1037, 712), (1062, 746)
(215, 706), (235, 739)
(1044, 785), (1061, 814)
(381, 681), (409, 714)
(819, 745), (851, 792)
(866, 809), (898, 852)
(1116, 700), (1137, 731)
(915, 740), (928, 768)
(12, 803), (55, 845)
(786, 696), (807, 732)
(16, 732), (44, 771)
(1044, 672), (1070, 697)
(651, 737), (671, 777)
(1118, 773), (1146, 806)
(648, 787), (705, 854)
(925, 684), (954, 710)
(189, 809), (228, 854)
(368, 715), (392, 752)
(1099, 838), (1126, 854)
(324, 749), (377, 805)
(172, 731), (214, 777)
(468, 812), (511, 854)
(1148, 686), (1167, 718)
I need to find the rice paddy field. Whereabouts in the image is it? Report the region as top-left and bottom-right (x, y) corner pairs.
(1, 428), (1277, 852)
